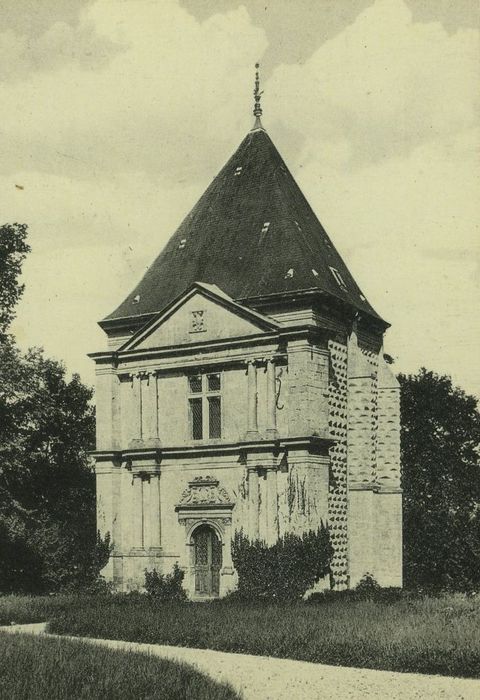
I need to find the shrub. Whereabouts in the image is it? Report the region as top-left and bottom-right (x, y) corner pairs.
(144, 563), (187, 601)
(306, 585), (407, 606)
(231, 525), (332, 600)
(355, 572), (380, 594)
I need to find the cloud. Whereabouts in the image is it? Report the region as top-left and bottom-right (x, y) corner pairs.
(0, 1), (267, 182)
(407, 0), (480, 34)
(5, 0), (267, 382)
(268, 0), (478, 167)
(3, 0), (480, 400)
(181, 0), (372, 71)
(5, 165), (209, 381)
(180, 0), (480, 70)
(0, 5), (122, 81)
(266, 0), (479, 394)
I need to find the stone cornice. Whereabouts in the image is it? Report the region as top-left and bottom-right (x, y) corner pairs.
(349, 482), (402, 494)
(99, 288), (389, 336)
(115, 353), (289, 380)
(88, 325), (332, 367)
(242, 288), (389, 333)
(92, 434), (334, 463)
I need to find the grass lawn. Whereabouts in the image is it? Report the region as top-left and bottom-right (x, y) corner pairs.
(0, 594), (71, 626)
(0, 632), (240, 700)
(1, 592), (479, 678)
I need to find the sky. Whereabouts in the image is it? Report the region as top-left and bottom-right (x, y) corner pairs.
(1, 0), (479, 397)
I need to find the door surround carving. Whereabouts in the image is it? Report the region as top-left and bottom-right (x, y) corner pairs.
(175, 476), (235, 597)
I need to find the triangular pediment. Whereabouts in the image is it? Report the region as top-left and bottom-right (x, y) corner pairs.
(119, 283), (279, 352)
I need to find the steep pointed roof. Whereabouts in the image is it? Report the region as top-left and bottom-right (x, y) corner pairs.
(103, 126), (385, 327)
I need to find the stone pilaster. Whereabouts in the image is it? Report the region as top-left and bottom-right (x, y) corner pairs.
(96, 460), (123, 553)
(265, 467), (279, 546)
(143, 373), (162, 447)
(148, 473), (162, 550)
(111, 465), (122, 553)
(130, 374), (142, 443)
(247, 467), (259, 540)
(95, 365), (121, 450)
(130, 474), (144, 550)
(245, 360), (259, 438)
(265, 359), (278, 438)
(96, 464), (113, 541)
(141, 474), (151, 550)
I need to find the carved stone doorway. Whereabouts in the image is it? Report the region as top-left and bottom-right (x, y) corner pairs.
(192, 524), (222, 596)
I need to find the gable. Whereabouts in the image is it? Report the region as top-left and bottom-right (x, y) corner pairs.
(122, 289), (276, 352)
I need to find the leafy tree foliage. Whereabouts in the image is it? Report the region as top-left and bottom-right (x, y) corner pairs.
(399, 369), (480, 591)
(0, 223), (30, 339)
(0, 342), (103, 591)
(0, 223), (105, 592)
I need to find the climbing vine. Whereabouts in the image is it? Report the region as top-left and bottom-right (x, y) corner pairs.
(231, 525), (332, 599)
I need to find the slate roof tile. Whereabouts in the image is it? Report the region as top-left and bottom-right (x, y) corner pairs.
(104, 128), (384, 325)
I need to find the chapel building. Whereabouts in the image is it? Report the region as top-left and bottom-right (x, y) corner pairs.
(91, 71), (402, 597)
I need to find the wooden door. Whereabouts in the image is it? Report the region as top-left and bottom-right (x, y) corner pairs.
(193, 526), (222, 596)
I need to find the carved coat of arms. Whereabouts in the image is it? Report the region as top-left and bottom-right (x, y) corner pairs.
(190, 310), (206, 332)
(177, 476), (232, 507)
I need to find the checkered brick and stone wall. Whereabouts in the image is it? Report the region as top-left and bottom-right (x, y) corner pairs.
(346, 326), (402, 588)
(327, 338), (349, 589)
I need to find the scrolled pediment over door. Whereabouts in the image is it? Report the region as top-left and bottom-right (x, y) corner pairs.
(175, 475), (234, 536)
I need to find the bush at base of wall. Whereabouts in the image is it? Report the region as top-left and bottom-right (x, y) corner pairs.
(144, 563), (187, 600)
(231, 525), (333, 600)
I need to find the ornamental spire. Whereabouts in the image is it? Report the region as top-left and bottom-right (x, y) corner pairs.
(252, 62), (264, 130)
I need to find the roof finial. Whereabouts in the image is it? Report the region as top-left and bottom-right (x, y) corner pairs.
(252, 62), (264, 130)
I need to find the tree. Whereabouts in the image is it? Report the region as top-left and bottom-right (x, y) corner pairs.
(0, 343), (100, 591)
(399, 369), (480, 591)
(0, 223), (30, 340)
(0, 222), (103, 592)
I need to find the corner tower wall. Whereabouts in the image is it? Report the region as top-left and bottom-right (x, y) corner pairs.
(327, 338), (349, 589)
(346, 326), (402, 588)
(262, 305), (402, 591)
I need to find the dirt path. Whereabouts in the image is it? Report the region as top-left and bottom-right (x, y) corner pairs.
(2, 623), (479, 699)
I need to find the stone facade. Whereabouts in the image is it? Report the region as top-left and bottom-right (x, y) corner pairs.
(91, 283), (402, 596)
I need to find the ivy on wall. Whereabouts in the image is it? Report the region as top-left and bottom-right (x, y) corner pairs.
(231, 525), (333, 599)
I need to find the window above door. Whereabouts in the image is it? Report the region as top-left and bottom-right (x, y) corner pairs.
(187, 373), (222, 440)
